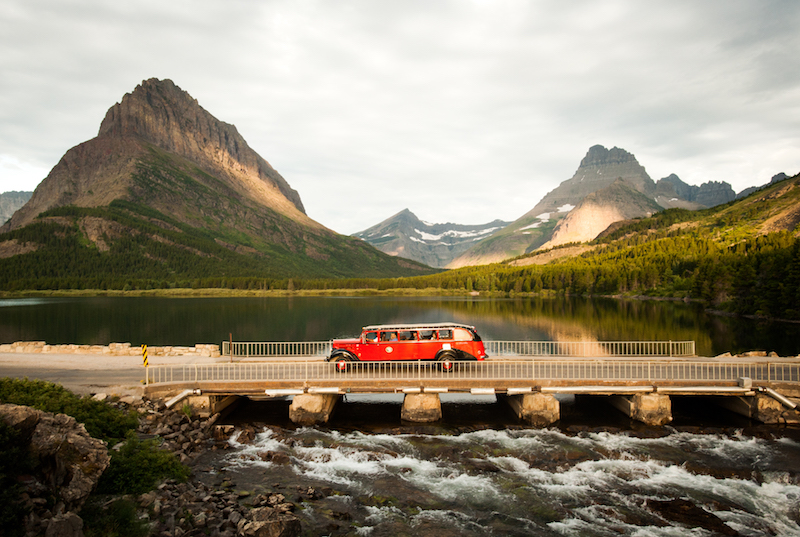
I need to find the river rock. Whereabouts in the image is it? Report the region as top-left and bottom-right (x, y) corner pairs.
(646, 499), (739, 536)
(241, 506), (301, 537)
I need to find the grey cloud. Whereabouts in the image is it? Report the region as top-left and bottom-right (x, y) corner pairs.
(1, 0), (798, 234)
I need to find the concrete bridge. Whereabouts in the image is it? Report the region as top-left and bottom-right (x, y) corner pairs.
(143, 340), (800, 427)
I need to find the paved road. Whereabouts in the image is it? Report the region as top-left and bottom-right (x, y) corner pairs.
(0, 366), (146, 395)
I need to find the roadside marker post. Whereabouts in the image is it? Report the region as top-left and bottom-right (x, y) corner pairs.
(142, 344), (148, 367)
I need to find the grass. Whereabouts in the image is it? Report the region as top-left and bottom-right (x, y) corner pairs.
(0, 286), (487, 298)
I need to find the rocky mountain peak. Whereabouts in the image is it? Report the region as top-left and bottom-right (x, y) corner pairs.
(98, 78), (305, 214)
(580, 145), (639, 167)
(522, 144), (655, 219)
(2, 78), (310, 233)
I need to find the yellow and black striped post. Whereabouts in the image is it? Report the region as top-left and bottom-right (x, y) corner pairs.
(142, 344), (148, 367)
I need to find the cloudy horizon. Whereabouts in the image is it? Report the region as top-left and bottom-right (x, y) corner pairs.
(1, 1), (798, 234)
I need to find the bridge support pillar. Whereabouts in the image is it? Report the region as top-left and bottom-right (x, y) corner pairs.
(609, 393), (672, 426)
(289, 394), (340, 426)
(401, 393), (442, 422)
(183, 394), (239, 418)
(715, 394), (783, 424)
(501, 393), (560, 426)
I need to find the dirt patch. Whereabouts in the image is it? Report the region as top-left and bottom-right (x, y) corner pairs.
(760, 203), (800, 234)
(78, 216), (133, 252)
(0, 239), (39, 259)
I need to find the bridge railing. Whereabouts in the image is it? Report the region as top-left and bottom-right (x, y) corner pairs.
(484, 340), (695, 357)
(145, 359), (799, 385)
(220, 340), (696, 358)
(221, 341), (332, 358)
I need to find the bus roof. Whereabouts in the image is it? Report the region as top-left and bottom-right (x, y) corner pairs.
(362, 322), (477, 332)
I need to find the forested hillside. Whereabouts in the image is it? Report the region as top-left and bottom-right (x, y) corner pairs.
(0, 201), (432, 290)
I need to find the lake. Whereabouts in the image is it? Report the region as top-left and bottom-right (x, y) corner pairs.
(1, 295), (799, 356)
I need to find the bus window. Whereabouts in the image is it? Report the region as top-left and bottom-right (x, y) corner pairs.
(380, 331), (398, 342)
(364, 331), (378, 343)
(453, 328), (472, 341)
(438, 329), (453, 340)
(419, 330), (436, 340)
(398, 331), (416, 341)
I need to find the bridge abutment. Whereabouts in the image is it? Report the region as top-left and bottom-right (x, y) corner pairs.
(715, 393), (783, 424)
(500, 393), (560, 426)
(289, 394), (340, 426)
(179, 394), (240, 418)
(401, 393), (442, 422)
(609, 393), (672, 426)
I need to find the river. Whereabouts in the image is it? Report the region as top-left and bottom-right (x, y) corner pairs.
(201, 394), (800, 536)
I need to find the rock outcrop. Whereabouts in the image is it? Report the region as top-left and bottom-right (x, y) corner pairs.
(655, 174), (736, 208)
(0, 404), (110, 536)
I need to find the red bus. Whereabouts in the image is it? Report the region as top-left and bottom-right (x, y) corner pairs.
(329, 322), (487, 372)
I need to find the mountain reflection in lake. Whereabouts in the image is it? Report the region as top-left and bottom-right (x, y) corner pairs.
(205, 395), (800, 536)
(1, 295), (800, 356)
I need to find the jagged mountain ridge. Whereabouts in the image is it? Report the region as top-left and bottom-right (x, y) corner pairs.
(448, 145), (739, 267)
(353, 209), (510, 268)
(0, 191), (32, 225)
(0, 79), (433, 283)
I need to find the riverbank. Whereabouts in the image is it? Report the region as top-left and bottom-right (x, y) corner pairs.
(0, 287), (486, 298)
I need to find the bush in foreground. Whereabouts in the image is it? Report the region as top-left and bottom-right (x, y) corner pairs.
(97, 432), (190, 495)
(0, 377), (139, 444)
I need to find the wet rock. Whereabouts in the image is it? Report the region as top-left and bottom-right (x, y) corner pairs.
(465, 458), (501, 473)
(237, 425), (257, 444)
(646, 499), (740, 536)
(258, 450), (292, 465)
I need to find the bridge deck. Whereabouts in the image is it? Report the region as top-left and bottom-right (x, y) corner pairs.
(144, 358), (800, 397)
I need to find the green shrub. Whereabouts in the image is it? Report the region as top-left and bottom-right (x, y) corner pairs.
(96, 433), (189, 495)
(80, 497), (149, 537)
(0, 378), (139, 444)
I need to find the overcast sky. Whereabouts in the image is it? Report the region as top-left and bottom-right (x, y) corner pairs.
(1, 1), (798, 234)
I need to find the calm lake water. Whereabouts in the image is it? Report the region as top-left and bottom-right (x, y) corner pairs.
(1, 295), (799, 356)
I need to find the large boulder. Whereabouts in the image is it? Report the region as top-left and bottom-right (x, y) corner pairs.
(0, 404), (111, 534)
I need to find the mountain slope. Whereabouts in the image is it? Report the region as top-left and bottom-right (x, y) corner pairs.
(353, 209), (509, 268)
(0, 78), (433, 287)
(540, 180), (662, 249)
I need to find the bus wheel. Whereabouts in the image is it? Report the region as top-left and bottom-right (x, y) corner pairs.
(437, 351), (456, 373)
(331, 354), (355, 373)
